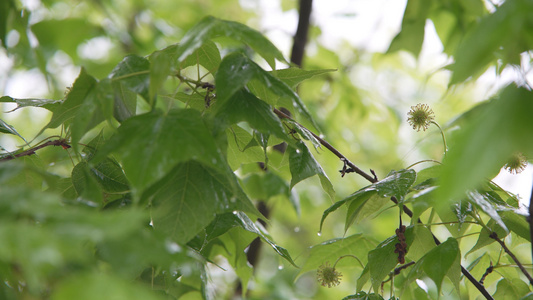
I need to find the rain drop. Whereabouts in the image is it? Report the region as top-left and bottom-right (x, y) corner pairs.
(295, 149), (301, 154)
(317, 231), (322, 237)
(232, 210), (238, 215)
(294, 227), (300, 233)
(278, 265), (284, 270)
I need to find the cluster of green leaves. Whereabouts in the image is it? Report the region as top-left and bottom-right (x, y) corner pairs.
(0, 15), (339, 299)
(389, 0), (533, 84)
(2, 0), (533, 299)
(311, 0), (533, 298)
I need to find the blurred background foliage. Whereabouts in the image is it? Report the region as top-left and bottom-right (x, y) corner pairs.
(1, 0), (533, 299)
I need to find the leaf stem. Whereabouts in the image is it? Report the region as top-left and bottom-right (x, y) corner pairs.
(405, 159), (441, 169)
(333, 254), (364, 269)
(273, 108), (377, 183)
(430, 121), (447, 156)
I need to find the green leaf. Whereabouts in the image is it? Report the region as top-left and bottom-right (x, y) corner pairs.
(232, 211), (297, 267)
(342, 292), (385, 300)
(226, 125), (265, 170)
(92, 109), (226, 199)
(0, 0), (14, 48)
(450, 0), (533, 84)
(51, 272), (166, 300)
(0, 96), (61, 111)
(319, 197), (352, 232)
(297, 234), (375, 279)
(466, 219), (508, 256)
(176, 16), (286, 69)
(144, 161), (257, 244)
(148, 49), (171, 104)
(204, 213), (243, 242)
(167, 92), (206, 111)
(340, 169), (416, 230)
(46, 68), (97, 129)
(89, 158), (129, 194)
(288, 141), (334, 200)
(364, 226), (428, 293)
(344, 192), (388, 231)
(243, 172), (290, 201)
(500, 210), (530, 242)
(42, 69), (113, 152)
(421, 237), (460, 293)
(0, 119), (26, 143)
(272, 68), (336, 88)
(465, 190), (507, 231)
(112, 81), (137, 122)
(387, 0), (434, 57)
(109, 55), (150, 102)
(284, 118), (321, 150)
(212, 89), (293, 144)
(179, 40), (221, 72)
(406, 226), (436, 261)
(215, 53), (316, 128)
(216, 227), (255, 296)
(374, 169), (416, 201)
(367, 234), (401, 293)
(70, 79), (114, 151)
(215, 53), (259, 104)
(438, 86), (533, 205)
(72, 161), (104, 204)
(493, 278), (531, 300)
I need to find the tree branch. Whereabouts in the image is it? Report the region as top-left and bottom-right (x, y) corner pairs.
(0, 139), (71, 162)
(290, 0), (313, 67)
(273, 108), (376, 183)
(490, 232), (533, 285)
(273, 108), (494, 300)
(173, 67), (495, 300)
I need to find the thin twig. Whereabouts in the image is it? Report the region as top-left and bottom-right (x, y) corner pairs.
(394, 261), (415, 275)
(489, 232), (533, 285)
(273, 108), (376, 183)
(0, 139), (71, 162)
(480, 262), (493, 285)
(273, 108), (494, 300)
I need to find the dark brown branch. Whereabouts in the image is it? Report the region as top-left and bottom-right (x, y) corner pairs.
(490, 232), (533, 285)
(391, 261), (415, 279)
(480, 262), (493, 285)
(290, 0), (313, 67)
(273, 108), (376, 183)
(273, 108), (494, 300)
(0, 139), (71, 162)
